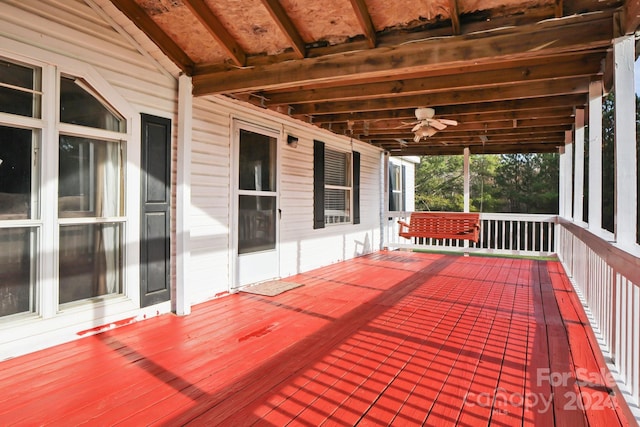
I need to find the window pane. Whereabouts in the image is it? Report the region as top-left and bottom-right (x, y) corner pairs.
(238, 195), (276, 254)
(59, 223), (122, 304)
(325, 149), (350, 186)
(0, 59), (40, 118)
(325, 188), (350, 224)
(389, 164), (402, 211)
(0, 126), (33, 220)
(238, 130), (276, 192)
(59, 77), (124, 132)
(59, 136), (123, 218)
(0, 227), (36, 317)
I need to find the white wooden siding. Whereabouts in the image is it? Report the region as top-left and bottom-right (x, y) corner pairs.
(0, 0), (178, 359)
(0, 0), (385, 355)
(187, 96), (383, 301)
(189, 98), (232, 302)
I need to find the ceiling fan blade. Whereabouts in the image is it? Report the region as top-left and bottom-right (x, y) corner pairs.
(393, 121), (418, 129)
(411, 122), (423, 132)
(439, 118), (458, 126)
(413, 133), (422, 143)
(425, 126), (439, 137)
(428, 119), (447, 131)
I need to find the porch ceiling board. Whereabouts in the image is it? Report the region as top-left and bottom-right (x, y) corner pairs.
(103, 0), (637, 155)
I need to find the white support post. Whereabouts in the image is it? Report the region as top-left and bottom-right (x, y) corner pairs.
(560, 131), (574, 219)
(573, 109), (585, 223)
(588, 80), (603, 231)
(463, 147), (470, 213)
(613, 35), (638, 248)
(40, 64), (58, 319)
(176, 74), (192, 315)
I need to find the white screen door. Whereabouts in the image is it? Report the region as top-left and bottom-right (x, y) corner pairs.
(235, 125), (279, 287)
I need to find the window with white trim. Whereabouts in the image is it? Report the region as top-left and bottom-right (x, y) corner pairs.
(389, 162), (406, 211)
(0, 58), (41, 317)
(0, 57), (128, 318)
(324, 148), (351, 224)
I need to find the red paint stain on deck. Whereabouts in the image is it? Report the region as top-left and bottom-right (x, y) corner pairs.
(76, 316), (136, 336)
(238, 323), (278, 342)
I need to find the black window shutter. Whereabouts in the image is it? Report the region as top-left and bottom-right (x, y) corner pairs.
(313, 140), (325, 229)
(353, 151), (360, 225)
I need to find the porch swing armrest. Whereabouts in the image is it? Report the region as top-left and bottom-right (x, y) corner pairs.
(398, 220), (411, 238)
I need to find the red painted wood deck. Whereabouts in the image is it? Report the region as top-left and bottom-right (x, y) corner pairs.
(0, 251), (636, 426)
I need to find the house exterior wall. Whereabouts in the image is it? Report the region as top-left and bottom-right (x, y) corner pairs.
(388, 156), (419, 212)
(0, 0), (383, 358)
(188, 96), (383, 303)
(0, 0), (179, 359)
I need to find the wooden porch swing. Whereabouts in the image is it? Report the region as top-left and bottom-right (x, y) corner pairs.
(398, 212), (481, 243)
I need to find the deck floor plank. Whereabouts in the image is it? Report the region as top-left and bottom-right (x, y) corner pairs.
(0, 251), (634, 426)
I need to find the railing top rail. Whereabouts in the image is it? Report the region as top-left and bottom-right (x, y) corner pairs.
(385, 211), (558, 222)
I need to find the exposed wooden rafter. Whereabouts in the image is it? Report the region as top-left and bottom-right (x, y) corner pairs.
(182, 0), (247, 67)
(307, 96), (584, 124)
(349, 0), (377, 48)
(262, 52), (604, 106)
(259, 0), (306, 58)
(555, 0), (564, 18)
(289, 77), (590, 115)
(192, 13), (614, 95)
(109, 0), (194, 73)
(105, 0), (633, 156)
(449, 0), (461, 35)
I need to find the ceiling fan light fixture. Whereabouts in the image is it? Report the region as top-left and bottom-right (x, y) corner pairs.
(415, 107), (435, 121)
(413, 126), (438, 141)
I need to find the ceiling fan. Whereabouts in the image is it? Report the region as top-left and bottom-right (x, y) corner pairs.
(400, 107), (458, 142)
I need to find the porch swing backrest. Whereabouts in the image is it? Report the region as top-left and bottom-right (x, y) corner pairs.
(398, 212), (480, 243)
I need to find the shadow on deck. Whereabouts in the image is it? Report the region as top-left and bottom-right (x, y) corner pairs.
(0, 251), (635, 426)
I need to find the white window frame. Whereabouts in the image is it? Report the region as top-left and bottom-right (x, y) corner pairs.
(324, 147), (352, 225)
(0, 50), (140, 326)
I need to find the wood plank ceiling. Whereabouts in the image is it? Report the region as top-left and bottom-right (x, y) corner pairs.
(109, 0), (640, 155)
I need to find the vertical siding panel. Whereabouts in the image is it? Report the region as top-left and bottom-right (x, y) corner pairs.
(189, 99), (232, 302)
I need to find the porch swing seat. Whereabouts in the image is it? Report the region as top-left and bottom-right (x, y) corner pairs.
(398, 212), (481, 243)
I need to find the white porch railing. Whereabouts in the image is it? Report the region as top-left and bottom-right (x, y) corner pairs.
(557, 220), (640, 413)
(384, 211), (557, 256)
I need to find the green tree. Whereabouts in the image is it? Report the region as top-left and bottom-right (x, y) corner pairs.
(470, 154), (500, 212)
(495, 153), (559, 213)
(415, 152), (558, 214)
(602, 92), (615, 232)
(414, 155), (463, 211)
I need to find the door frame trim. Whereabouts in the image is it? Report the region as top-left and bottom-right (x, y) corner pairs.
(230, 119), (282, 290)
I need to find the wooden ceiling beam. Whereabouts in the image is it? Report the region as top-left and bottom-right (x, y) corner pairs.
(109, 0), (194, 74)
(263, 52), (604, 105)
(290, 77), (589, 115)
(306, 98), (583, 124)
(259, 0), (306, 58)
(182, 0), (247, 67)
(339, 117), (574, 135)
(382, 142), (562, 156)
(192, 12), (614, 95)
(349, 0), (377, 48)
(359, 130), (567, 142)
